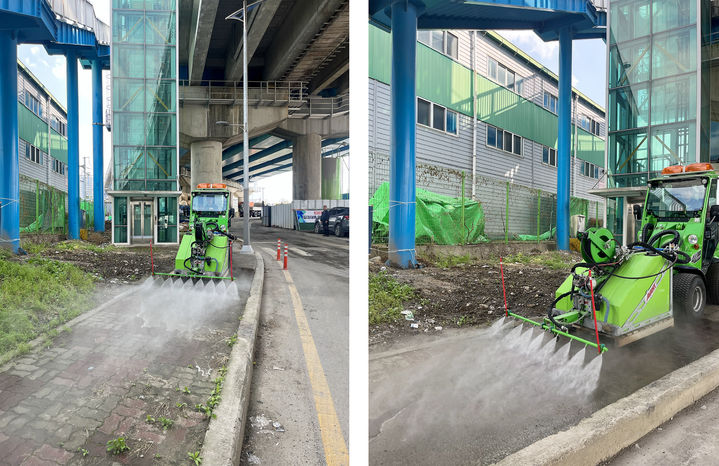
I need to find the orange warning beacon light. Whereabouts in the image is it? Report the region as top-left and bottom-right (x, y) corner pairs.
(196, 183), (227, 189)
(684, 163), (713, 173)
(661, 165), (684, 175)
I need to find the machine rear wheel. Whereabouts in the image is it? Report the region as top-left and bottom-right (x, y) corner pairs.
(334, 223), (341, 236)
(706, 263), (719, 304)
(673, 273), (706, 322)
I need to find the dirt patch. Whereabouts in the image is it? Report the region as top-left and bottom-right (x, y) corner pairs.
(369, 257), (575, 347)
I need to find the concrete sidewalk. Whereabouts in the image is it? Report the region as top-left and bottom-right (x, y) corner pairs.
(0, 252), (255, 465)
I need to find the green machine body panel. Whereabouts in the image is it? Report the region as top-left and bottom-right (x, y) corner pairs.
(555, 254), (672, 337)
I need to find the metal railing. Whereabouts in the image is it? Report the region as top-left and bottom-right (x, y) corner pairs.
(591, 0), (607, 11)
(290, 93), (349, 118)
(46, 0), (111, 45)
(179, 80), (309, 106)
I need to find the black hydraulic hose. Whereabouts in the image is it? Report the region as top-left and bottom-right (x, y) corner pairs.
(547, 290), (575, 330)
(646, 229), (680, 249)
(642, 222), (655, 243)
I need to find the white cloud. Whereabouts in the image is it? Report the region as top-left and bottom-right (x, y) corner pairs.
(496, 30), (558, 66)
(30, 46), (40, 55)
(572, 75), (579, 87)
(51, 57), (65, 80)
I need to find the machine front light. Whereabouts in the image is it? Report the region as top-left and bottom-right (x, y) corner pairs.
(688, 234), (699, 245)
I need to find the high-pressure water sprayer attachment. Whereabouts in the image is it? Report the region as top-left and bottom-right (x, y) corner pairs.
(504, 162), (719, 351)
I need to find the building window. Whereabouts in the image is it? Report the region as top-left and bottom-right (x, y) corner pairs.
(417, 98), (458, 135)
(542, 146), (557, 167)
(51, 117), (67, 136)
(582, 161), (601, 179)
(543, 91), (558, 114)
(24, 92), (43, 119)
(580, 115), (601, 137)
(52, 158), (66, 175)
(417, 30), (459, 59)
(25, 144), (43, 165)
(487, 124), (522, 156)
(488, 58), (522, 95)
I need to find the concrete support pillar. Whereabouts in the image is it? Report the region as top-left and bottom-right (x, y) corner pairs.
(389, 1), (418, 268)
(67, 53), (80, 240)
(556, 27), (572, 251)
(91, 60), (104, 232)
(292, 133), (322, 200)
(190, 140), (223, 188)
(321, 157), (341, 200)
(0, 31), (19, 253)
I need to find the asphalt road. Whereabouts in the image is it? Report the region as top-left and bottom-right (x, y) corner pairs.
(238, 220), (349, 465)
(370, 306), (719, 465)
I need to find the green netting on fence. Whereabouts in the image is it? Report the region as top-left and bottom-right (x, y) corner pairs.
(370, 182), (488, 245)
(516, 196), (590, 241)
(19, 176), (67, 234)
(80, 200), (94, 229)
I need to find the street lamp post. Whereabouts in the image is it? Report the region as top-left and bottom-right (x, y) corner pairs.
(226, 0), (263, 253)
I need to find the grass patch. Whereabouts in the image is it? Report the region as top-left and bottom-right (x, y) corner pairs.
(55, 240), (114, 254)
(430, 253), (474, 269)
(369, 271), (417, 325)
(503, 251), (575, 270)
(0, 256), (96, 355)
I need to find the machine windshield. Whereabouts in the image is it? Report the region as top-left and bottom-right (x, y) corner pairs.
(193, 193), (228, 215)
(646, 178), (707, 219)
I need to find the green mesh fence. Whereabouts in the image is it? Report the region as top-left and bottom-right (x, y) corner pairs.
(516, 196), (590, 241)
(19, 176), (67, 234)
(80, 200), (94, 230)
(370, 182), (489, 245)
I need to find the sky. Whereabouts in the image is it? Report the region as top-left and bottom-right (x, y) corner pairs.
(496, 30), (607, 107)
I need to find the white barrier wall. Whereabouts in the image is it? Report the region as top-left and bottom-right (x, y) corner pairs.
(268, 200), (350, 229)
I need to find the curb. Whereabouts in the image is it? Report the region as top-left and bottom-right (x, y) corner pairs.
(496, 346), (719, 465)
(201, 251), (265, 466)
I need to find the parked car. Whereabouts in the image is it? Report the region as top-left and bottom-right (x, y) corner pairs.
(314, 207), (349, 237)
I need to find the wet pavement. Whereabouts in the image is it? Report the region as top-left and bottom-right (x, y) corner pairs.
(369, 307), (719, 465)
(0, 250), (254, 464)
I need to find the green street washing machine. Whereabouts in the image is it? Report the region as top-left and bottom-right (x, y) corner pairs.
(508, 162), (719, 352)
(154, 183), (237, 280)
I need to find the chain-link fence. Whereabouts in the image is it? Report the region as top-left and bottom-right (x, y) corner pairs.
(19, 175), (67, 234)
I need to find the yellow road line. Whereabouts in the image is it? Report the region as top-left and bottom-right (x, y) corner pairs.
(282, 268), (349, 466)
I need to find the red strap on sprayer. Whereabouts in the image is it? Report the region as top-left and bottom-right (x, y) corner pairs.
(500, 257), (508, 317)
(588, 270), (602, 355)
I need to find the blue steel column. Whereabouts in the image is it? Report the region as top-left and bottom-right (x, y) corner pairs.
(556, 27), (572, 251)
(389, 0), (419, 268)
(0, 32), (19, 253)
(66, 53), (80, 239)
(91, 60), (104, 232)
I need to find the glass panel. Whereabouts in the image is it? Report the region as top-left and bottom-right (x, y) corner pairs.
(609, 39), (651, 88)
(513, 135), (521, 155)
(609, 83), (650, 131)
(114, 147), (146, 187)
(652, 28), (696, 80)
(145, 0), (175, 10)
(113, 44), (145, 78)
(488, 58), (497, 80)
(503, 131), (512, 152)
(610, 0), (650, 45)
(146, 46), (176, 79)
(432, 105), (445, 131)
(652, 0), (696, 34)
(145, 12), (176, 45)
(132, 204), (141, 236)
(146, 148), (176, 179)
(446, 111), (457, 134)
(497, 66), (506, 86)
(114, 79), (145, 112)
(113, 11), (145, 44)
(146, 114), (176, 146)
(157, 196), (177, 225)
(114, 113), (146, 146)
(506, 71), (515, 91)
(417, 99), (430, 126)
(487, 126), (496, 147)
(417, 30), (430, 45)
(146, 180), (176, 191)
(146, 79), (176, 112)
(114, 197), (127, 225)
(650, 123), (696, 171)
(543, 146), (549, 164)
(550, 149), (556, 166)
(650, 74), (696, 126)
(113, 0), (145, 9)
(446, 33), (458, 59)
(143, 203), (153, 236)
(609, 129), (649, 187)
(431, 31), (444, 52)
(496, 129), (503, 150)
(516, 78), (523, 96)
